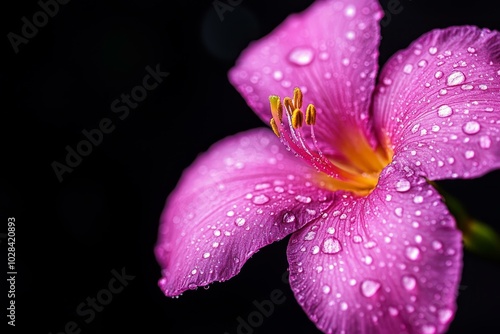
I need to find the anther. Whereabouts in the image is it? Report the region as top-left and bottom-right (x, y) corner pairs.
(306, 104), (316, 125)
(283, 97), (294, 115)
(269, 95), (283, 121)
(291, 109), (304, 128)
(293, 87), (303, 109)
(270, 118), (280, 137)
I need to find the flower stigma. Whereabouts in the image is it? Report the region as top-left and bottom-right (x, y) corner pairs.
(269, 87), (393, 196)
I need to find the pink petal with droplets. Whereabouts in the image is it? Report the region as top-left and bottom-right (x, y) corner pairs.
(374, 26), (500, 180)
(287, 158), (462, 334)
(155, 128), (334, 296)
(229, 0), (383, 154)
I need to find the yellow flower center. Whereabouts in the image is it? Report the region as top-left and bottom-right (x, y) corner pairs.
(269, 87), (392, 196)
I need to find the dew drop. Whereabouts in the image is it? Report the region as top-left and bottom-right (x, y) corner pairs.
(213, 230), (221, 237)
(403, 64), (413, 74)
(364, 255), (373, 265)
(304, 231), (316, 241)
(437, 105), (452, 117)
(288, 47), (315, 66)
(311, 245), (320, 254)
(461, 84), (473, 90)
(429, 46), (438, 55)
(272, 70), (283, 81)
(226, 210), (235, 217)
(405, 246), (420, 261)
(413, 195), (423, 204)
(432, 240), (443, 250)
(361, 280), (381, 297)
(322, 237), (342, 254)
(327, 227), (336, 234)
(480, 135), (491, 149)
(438, 308), (453, 324)
(353, 235), (363, 243)
(418, 59), (428, 67)
(203, 252), (211, 259)
(465, 150), (475, 159)
(462, 121), (481, 134)
(467, 46), (476, 53)
(395, 179), (411, 192)
(402, 275), (417, 291)
(282, 212), (296, 224)
(446, 71), (465, 86)
(295, 195), (312, 203)
(422, 325), (436, 334)
(234, 217), (246, 227)
(344, 5), (356, 17)
(434, 71), (443, 79)
(322, 285), (331, 294)
(253, 194), (270, 205)
(188, 283), (198, 290)
(388, 307), (399, 316)
(340, 302), (348, 311)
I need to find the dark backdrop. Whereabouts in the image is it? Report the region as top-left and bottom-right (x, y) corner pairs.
(2, 0), (500, 333)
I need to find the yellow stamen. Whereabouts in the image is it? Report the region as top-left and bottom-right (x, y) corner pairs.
(270, 118), (280, 137)
(269, 95), (282, 121)
(283, 97), (294, 115)
(291, 109), (304, 128)
(267, 87), (393, 197)
(293, 87), (303, 109)
(305, 104), (316, 125)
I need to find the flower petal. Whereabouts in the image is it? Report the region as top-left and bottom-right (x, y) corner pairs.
(374, 26), (500, 180)
(155, 128), (334, 296)
(229, 0), (383, 152)
(287, 159), (462, 334)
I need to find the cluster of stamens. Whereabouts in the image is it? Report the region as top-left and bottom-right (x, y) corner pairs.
(268, 87), (383, 194)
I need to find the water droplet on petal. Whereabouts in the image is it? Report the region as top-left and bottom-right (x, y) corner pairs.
(429, 46), (438, 55)
(361, 280), (381, 297)
(272, 70), (283, 81)
(422, 325), (436, 334)
(467, 47), (476, 53)
(413, 195), (423, 204)
(438, 308), (453, 324)
(253, 194), (270, 205)
(340, 302), (348, 311)
(234, 217), (246, 227)
(395, 179), (411, 192)
(353, 235), (363, 243)
(480, 135), (491, 149)
(405, 246), (420, 260)
(465, 150), (475, 159)
(282, 212), (296, 224)
(388, 307), (399, 316)
(344, 5), (356, 17)
(322, 285), (331, 294)
(288, 47), (315, 66)
(403, 64), (413, 74)
(437, 105), (452, 117)
(295, 195), (312, 203)
(203, 252), (211, 259)
(322, 237), (342, 254)
(402, 275), (417, 291)
(462, 121), (481, 134)
(446, 71), (465, 86)
(188, 283), (198, 290)
(434, 71), (443, 79)
(304, 231), (316, 241)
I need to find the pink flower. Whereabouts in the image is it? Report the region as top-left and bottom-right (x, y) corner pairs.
(155, 0), (500, 332)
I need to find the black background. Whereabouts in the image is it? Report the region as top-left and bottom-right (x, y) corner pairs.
(2, 0), (500, 333)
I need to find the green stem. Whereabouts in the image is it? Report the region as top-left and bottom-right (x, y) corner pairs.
(431, 181), (500, 262)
